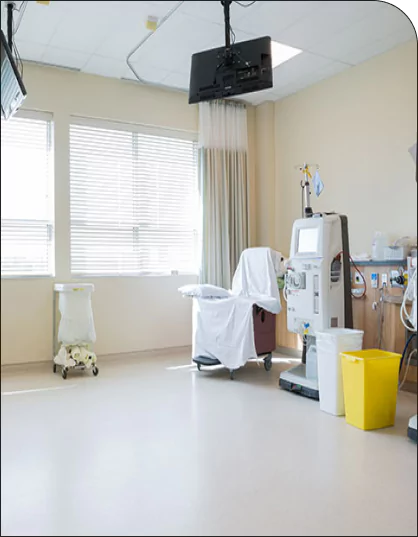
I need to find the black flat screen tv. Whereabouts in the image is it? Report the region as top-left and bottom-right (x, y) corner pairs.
(189, 36), (272, 104)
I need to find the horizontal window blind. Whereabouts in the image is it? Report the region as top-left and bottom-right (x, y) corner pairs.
(70, 121), (199, 275)
(1, 114), (54, 277)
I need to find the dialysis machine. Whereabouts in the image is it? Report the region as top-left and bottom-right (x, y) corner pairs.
(279, 166), (353, 399)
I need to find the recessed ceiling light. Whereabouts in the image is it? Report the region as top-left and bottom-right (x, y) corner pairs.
(271, 41), (302, 68)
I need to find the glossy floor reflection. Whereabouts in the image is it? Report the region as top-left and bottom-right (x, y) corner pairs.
(1, 350), (417, 536)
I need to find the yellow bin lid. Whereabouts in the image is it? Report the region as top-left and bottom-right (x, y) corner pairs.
(341, 349), (401, 362)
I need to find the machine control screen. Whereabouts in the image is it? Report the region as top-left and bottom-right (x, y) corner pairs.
(297, 228), (318, 253)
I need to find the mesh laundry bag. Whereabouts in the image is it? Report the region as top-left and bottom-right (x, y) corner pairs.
(56, 284), (96, 346)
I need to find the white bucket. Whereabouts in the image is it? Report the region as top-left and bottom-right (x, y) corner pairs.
(316, 328), (364, 416)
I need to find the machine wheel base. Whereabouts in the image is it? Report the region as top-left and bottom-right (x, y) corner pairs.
(408, 426), (417, 443)
(263, 353), (273, 371)
(279, 377), (319, 401)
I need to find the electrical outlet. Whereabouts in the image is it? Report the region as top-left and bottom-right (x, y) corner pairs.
(371, 273), (379, 289)
(381, 273), (388, 287)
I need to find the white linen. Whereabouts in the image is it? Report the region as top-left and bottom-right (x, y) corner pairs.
(231, 247), (282, 313)
(178, 284), (231, 298)
(184, 248), (283, 370)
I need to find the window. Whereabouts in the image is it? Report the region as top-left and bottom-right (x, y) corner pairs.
(1, 112), (54, 277)
(69, 119), (198, 276)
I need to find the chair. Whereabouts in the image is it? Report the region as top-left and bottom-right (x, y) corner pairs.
(180, 247), (283, 379)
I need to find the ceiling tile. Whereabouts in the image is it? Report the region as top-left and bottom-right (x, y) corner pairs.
(15, 40), (46, 63)
(273, 52), (332, 88)
(59, 0), (179, 18)
(205, 25), (258, 50)
(15, 0), (67, 45)
(234, 1), (327, 38)
(179, 0), (251, 26)
(48, 9), (113, 54)
(144, 1), (185, 15)
(308, 3), (414, 61)
(155, 13), (219, 50)
(94, 18), (150, 61)
(342, 28), (415, 65)
(300, 60), (351, 87)
(272, 60), (351, 99)
(130, 14), (218, 74)
(82, 56), (127, 79)
(41, 47), (90, 70)
(277, 1), (384, 52)
(124, 64), (172, 84)
(131, 44), (192, 76)
(11, 0), (415, 106)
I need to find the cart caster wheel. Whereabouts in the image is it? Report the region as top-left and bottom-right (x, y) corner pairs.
(229, 370), (235, 381)
(197, 363), (202, 371)
(62, 368), (67, 380)
(264, 354), (273, 372)
(92, 366), (99, 377)
(53, 364), (57, 374)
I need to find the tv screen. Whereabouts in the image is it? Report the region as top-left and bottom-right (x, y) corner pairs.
(1, 30), (26, 121)
(189, 36), (272, 104)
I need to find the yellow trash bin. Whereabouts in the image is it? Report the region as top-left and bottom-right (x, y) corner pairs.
(341, 349), (401, 430)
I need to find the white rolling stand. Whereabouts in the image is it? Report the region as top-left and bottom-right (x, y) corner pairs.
(53, 283), (99, 380)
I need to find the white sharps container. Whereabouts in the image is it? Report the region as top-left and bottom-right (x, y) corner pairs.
(316, 329), (364, 416)
(53, 283), (99, 379)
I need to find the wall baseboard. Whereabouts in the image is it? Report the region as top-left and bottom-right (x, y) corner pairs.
(1, 345), (193, 371)
(1, 346), (299, 372)
(276, 346), (302, 359)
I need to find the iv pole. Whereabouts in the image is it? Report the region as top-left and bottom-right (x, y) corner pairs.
(296, 163), (319, 218)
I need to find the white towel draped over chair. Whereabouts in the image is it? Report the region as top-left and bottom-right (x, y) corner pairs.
(180, 247), (284, 371)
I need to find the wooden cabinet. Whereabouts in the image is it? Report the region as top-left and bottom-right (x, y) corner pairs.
(351, 264), (405, 353)
(351, 263), (416, 392)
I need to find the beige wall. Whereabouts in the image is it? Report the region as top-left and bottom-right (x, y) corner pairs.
(1, 64), (198, 365)
(3, 40), (415, 365)
(254, 102), (276, 248)
(1, 63), (257, 366)
(273, 40), (417, 256)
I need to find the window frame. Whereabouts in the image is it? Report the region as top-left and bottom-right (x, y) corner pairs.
(1, 109), (55, 279)
(69, 116), (199, 278)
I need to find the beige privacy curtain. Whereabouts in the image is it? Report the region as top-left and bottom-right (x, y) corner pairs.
(199, 100), (250, 288)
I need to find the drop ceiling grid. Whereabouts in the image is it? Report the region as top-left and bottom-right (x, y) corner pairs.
(12, 0), (415, 104)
